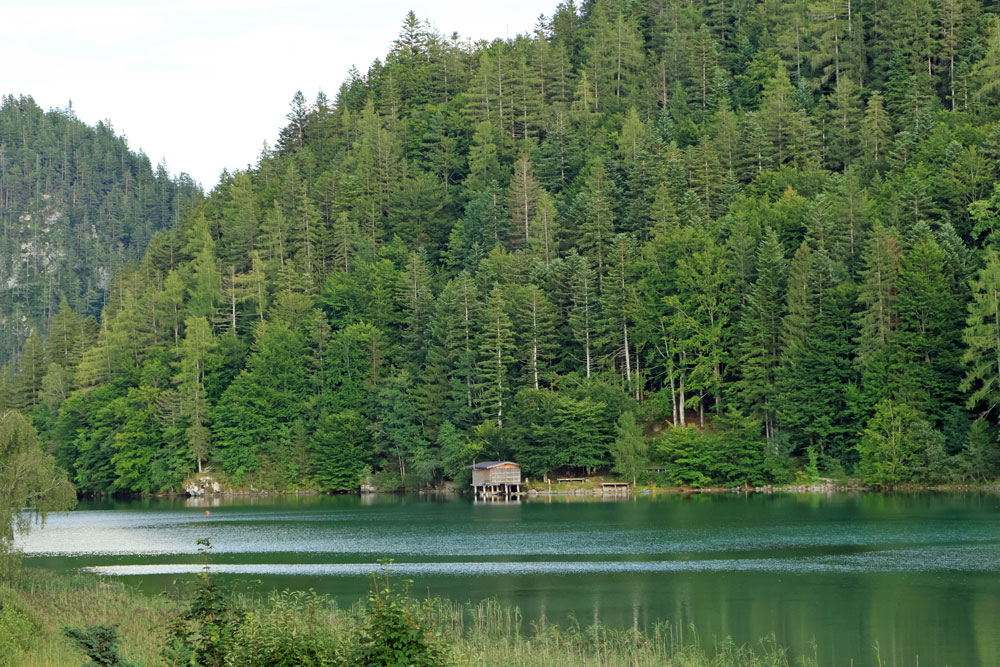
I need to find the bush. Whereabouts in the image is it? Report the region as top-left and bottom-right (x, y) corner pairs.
(63, 625), (139, 667)
(352, 569), (449, 667)
(161, 540), (242, 667)
(225, 590), (340, 667)
(654, 411), (770, 487)
(0, 589), (38, 666)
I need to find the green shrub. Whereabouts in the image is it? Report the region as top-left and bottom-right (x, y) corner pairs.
(0, 589), (38, 666)
(161, 539), (242, 667)
(655, 411), (770, 487)
(352, 570), (449, 667)
(225, 590), (340, 667)
(63, 625), (139, 667)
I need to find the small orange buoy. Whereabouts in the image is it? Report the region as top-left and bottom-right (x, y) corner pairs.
(205, 510), (211, 515)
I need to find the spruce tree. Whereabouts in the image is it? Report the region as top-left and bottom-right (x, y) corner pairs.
(739, 228), (788, 445)
(175, 316), (215, 473)
(477, 286), (516, 428)
(961, 249), (1000, 417)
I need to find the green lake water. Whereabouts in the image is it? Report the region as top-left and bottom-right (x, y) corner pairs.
(18, 492), (1000, 665)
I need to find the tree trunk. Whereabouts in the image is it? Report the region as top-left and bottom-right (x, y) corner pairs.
(679, 351), (686, 427)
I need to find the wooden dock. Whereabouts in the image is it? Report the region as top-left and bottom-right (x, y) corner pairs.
(601, 482), (630, 494)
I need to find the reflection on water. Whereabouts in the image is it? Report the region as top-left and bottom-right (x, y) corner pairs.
(20, 492), (1000, 666)
(79, 542), (1000, 575)
(182, 496), (224, 508)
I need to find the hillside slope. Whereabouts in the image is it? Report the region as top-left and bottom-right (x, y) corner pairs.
(0, 96), (201, 364)
(8, 2), (1000, 494)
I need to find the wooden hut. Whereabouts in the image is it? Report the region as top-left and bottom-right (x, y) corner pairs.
(467, 461), (521, 498)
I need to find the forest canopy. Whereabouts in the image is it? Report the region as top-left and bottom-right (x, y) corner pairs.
(4, 0), (1000, 493)
(0, 95), (201, 363)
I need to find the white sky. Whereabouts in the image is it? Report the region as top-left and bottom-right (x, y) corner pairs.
(1, 0), (549, 190)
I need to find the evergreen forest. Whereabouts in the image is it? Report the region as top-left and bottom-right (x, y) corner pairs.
(0, 96), (201, 364)
(5, 0), (1000, 495)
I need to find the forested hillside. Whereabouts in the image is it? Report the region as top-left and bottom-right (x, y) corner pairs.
(9, 0), (1000, 495)
(0, 96), (201, 365)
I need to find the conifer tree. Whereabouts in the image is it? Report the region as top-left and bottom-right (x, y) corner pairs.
(740, 228), (789, 445)
(568, 254), (600, 379)
(855, 225), (900, 372)
(807, 0), (850, 86)
(175, 316), (215, 473)
(617, 107), (646, 164)
(376, 369), (429, 483)
(529, 190), (560, 266)
(604, 235), (639, 396)
(687, 25), (721, 111)
(961, 249), (1000, 417)
(477, 286), (516, 428)
(826, 75), (862, 168)
(187, 228), (221, 321)
(938, 0), (964, 111)
(511, 47), (544, 142)
(686, 137), (722, 214)
(465, 122), (503, 193)
(648, 181), (679, 234)
(973, 17), (1000, 108)
(14, 331), (45, 409)
(508, 155), (540, 250)
(397, 250), (434, 372)
(891, 236), (962, 421)
(759, 65), (817, 167)
(515, 284), (559, 391)
(575, 157), (615, 279)
(669, 242), (733, 423)
(46, 299), (82, 370)
(856, 398), (920, 485)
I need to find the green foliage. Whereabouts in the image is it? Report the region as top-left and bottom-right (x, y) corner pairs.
(855, 399), (923, 486)
(0, 96), (200, 364)
(63, 625), (139, 667)
(954, 419), (1000, 483)
(655, 410), (769, 487)
(508, 388), (615, 477)
(0, 410), (76, 573)
(311, 409), (370, 491)
(0, 589), (38, 666)
(212, 322), (310, 485)
(9, 0), (1000, 491)
(162, 539), (242, 667)
(352, 569), (448, 667)
(610, 411), (647, 485)
(225, 590), (340, 667)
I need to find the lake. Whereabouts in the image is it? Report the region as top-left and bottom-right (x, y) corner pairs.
(18, 491), (1000, 665)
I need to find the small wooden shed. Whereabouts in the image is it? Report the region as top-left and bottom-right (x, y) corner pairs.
(467, 461), (521, 498)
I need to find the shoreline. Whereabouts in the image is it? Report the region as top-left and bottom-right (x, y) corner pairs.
(523, 480), (1000, 497)
(96, 480), (1000, 502)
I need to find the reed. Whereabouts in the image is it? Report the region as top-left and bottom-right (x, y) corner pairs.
(1, 569), (819, 666)
(0, 570), (169, 666)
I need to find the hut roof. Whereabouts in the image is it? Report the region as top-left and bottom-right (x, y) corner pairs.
(465, 461), (519, 470)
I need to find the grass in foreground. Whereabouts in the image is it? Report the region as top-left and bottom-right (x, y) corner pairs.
(1, 567), (816, 667)
(0, 569), (170, 666)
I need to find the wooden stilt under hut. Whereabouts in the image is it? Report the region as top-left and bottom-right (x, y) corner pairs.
(467, 461), (521, 499)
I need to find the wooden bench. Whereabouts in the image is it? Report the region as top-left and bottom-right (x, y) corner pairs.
(557, 478), (585, 483)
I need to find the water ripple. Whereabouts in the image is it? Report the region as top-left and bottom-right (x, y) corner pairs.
(81, 544), (1000, 577)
